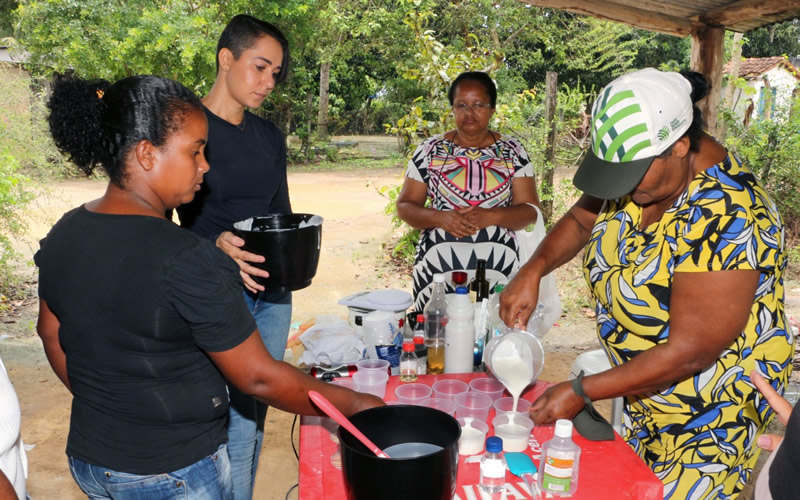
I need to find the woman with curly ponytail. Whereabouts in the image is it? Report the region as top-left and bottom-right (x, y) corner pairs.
(35, 74), (381, 500)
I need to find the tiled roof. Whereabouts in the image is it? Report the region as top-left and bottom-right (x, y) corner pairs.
(723, 56), (800, 80)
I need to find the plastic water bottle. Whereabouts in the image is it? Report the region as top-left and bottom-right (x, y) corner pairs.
(445, 286), (474, 374)
(424, 274), (448, 374)
(487, 284), (506, 341)
(479, 436), (507, 497)
(528, 303), (547, 340)
(539, 419), (581, 496)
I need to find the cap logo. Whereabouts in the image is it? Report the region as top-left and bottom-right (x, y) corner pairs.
(658, 126), (670, 141)
(591, 87), (651, 163)
(670, 117), (686, 131)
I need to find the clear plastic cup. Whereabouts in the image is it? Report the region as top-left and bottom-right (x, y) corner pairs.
(356, 359), (390, 373)
(419, 397), (456, 416)
(330, 378), (356, 390)
(432, 379), (469, 401)
(395, 383), (433, 405)
(492, 413), (534, 452)
(457, 417), (490, 455)
(353, 370), (389, 399)
(454, 391), (493, 422)
(493, 397), (532, 416)
(469, 377), (506, 402)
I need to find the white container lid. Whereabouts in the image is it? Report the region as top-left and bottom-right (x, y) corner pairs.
(338, 289), (412, 312)
(555, 419), (573, 438)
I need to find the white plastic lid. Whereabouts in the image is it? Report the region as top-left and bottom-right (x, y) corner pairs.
(433, 274), (445, 283)
(555, 419), (573, 438)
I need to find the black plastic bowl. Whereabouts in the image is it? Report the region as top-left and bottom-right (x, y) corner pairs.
(231, 213), (322, 293)
(338, 405), (460, 500)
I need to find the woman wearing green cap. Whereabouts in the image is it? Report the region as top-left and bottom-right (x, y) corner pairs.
(500, 68), (791, 498)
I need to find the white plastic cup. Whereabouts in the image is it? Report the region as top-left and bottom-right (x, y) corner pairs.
(356, 359), (390, 373)
(493, 397), (532, 416)
(469, 377), (506, 402)
(419, 397), (456, 416)
(457, 417), (490, 455)
(454, 391), (493, 422)
(353, 370), (389, 399)
(395, 383), (433, 405)
(330, 378), (356, 390)
(492, 413), (534, 452)
(432, 379), (469, 401)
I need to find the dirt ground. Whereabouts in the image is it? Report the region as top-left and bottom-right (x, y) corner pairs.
(1, 167), (794, 499)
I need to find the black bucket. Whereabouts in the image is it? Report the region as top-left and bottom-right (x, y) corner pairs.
(338, 405), (460, 500)
(232, 213), (322, 293)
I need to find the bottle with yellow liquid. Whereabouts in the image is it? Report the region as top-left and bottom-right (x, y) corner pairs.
(423, 274), (448, 374)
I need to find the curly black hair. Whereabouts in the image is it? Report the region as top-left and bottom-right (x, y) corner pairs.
(48, 75), (203, 187)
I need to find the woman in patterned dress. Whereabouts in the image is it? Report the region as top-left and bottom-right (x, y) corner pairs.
(396, 71), (540, 311)
(500, 68), (792, 498)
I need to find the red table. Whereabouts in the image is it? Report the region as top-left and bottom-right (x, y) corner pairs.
(299, 373), (663, 499)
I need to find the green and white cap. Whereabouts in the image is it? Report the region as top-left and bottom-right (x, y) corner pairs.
(573, 68), (693, 199)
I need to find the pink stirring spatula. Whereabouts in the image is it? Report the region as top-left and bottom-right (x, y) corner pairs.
(308, 390), (390, 458)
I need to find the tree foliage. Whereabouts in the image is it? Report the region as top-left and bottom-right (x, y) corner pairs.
(742, 20), (800, 59)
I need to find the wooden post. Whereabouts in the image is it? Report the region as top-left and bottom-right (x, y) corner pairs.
(718, 32), (744, 141)
(542, 71), (558, 224)
(318, 61), (331, 140)
(690, 23), (725, 135)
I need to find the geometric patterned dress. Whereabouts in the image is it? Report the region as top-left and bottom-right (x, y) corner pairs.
(582, 153), (793, 499)
(406, 133), (535, 311)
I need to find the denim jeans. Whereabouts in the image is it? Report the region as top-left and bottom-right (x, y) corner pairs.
(68, 444), (232, 500)
(227, 289), (292, 500)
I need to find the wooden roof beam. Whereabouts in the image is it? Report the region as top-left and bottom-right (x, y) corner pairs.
(519, 0), (693, 36)
(701, 0), (800, 28)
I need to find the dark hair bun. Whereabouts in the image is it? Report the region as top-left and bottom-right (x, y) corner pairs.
(679, 71), (709, 104)
(48, 75), (111, 176)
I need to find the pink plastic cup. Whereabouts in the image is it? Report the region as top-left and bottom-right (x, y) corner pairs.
(353, 370), (389, 399)
(469, 377), (505, 402)
(330, 378), (356, 390)
(356, 359), (390, 373)
(454, 391), (493, 422)
(394, 383), (433, 405)
(419, 397), (456, 416)
(493, 397), (532, 416)
(432, 379), (469, 401)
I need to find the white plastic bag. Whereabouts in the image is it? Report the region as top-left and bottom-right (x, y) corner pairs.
(515, 204), (561, 336)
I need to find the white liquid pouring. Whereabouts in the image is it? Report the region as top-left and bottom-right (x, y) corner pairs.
(490, 336), (534, 412)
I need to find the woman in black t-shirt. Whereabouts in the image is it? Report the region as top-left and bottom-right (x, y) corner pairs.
(36, 74), (382, 500)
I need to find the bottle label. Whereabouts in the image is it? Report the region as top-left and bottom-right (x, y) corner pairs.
(375, 344), (400, 373)
(400, 359), (417, 374)
(480, 459), (505, 478)
(542, 456), (574, 492)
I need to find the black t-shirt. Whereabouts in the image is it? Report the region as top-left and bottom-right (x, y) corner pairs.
(176, 107), (291, 240)
(770, 402), (800, 498)
(34, 207), (256, 474)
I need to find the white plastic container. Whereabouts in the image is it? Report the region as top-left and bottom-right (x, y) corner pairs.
(444, 286), (474, 374)
(539, 419), (581, 496)
(363, 310), (402, 375)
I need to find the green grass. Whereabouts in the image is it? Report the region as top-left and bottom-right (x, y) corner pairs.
(288, 154), (405, 173)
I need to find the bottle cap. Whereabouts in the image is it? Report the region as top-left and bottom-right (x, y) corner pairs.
(494, 284), (505, 293)
(402, 342), (415, 352)
(455, 286), (468, 294)
(413, 336), (424, 344)
(486, 436), (503, 452)
(555, 419), (573, 438)
(416, 313), (425, 323)
(433, 273), (445, 283)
